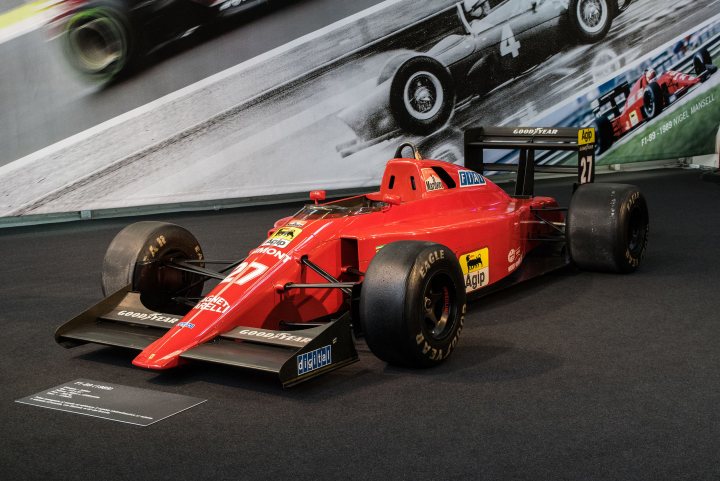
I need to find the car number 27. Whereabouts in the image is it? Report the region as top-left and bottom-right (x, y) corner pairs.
(580, 155), (594, 184)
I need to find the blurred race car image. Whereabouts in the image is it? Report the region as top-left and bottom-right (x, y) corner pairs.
(593, 46), (717, 153)
(338, 0), (632, 141)
(47, 0), (273, 84)
(56, 127), (649, 387)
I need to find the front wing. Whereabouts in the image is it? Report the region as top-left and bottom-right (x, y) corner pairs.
(56, 287), (359, 387)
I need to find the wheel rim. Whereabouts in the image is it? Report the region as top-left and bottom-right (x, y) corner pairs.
(643, 90), (656, 117)
(66, 11), (126, 76)
(403, 71), (444, 120)
(627, 204), (647, 257)
(576, 0), (608, 34)
(422, 272), (457, 340)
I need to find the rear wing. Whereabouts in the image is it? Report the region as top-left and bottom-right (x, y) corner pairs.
(591, 81), (630, 117)
(464, 127), (596, 197)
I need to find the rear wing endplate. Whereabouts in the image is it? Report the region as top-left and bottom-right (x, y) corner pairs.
(464, 127), (596, 197)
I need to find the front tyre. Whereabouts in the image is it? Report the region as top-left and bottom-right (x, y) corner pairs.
(102, 221), (205, 312)
(642, 81), (664, 120)
(567, 183), (649, 273)
(61, 2), (136, 84)
(569, 0), (613, 43)
(389, 56), (455, 135)
(360, 241), (466, 367)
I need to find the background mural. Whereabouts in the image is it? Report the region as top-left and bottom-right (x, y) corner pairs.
(0, 0), (717, 220)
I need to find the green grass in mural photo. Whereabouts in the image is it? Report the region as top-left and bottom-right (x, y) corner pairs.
(599, 80), (720, 164)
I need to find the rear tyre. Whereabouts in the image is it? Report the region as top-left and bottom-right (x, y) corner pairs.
(360, 241), (466, 367)
(569, 0), (613, 43)
(693, 47), (716, 77)
(102, 221), (205, 312)
(389, 56), (455, 135)
(567, 183), (649, 273)
(61, 1), (138, 84)
(642, 81), (664, 120)
(593, 114), (614, 155)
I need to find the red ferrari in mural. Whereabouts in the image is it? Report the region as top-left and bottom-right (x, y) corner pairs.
(56, 128), (649, 387)
(593, 47), (717, 153)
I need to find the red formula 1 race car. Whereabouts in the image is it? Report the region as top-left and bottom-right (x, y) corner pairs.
(593, 46), (717, 153)
(57, 128), (649, 387)
(47, 0), (273, 84)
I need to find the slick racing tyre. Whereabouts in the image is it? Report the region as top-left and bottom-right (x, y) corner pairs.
(693, 47), (716, 77)
(593, 114), (614, 155)
(389, 56), (455, 135)
(569, 0), (613, 43)
(360, 241), (466, 367)
(102, 221), (205, 312)
(642, 81), (665, 120)
(566, 183), (649, 273)
(62, 1), (137, 84)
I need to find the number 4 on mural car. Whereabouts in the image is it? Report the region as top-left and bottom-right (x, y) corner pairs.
(500, 25), (521, 58)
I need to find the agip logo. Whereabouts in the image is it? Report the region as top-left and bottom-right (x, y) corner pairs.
(460, 248), (489, 292)
(263, 227), (302, 248)
(578, 128), (595, 146)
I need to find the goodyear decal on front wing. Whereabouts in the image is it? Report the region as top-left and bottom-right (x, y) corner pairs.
(460, 248), (489, 292)
(578, 128), (595, 146)
(263, 227), (302, 248)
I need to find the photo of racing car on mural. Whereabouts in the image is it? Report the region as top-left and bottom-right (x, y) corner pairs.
(55, 129), (649, 386)
(48, 0), (280, 83)
(338, 0), (633, 145)
(592, 47), (718, 153)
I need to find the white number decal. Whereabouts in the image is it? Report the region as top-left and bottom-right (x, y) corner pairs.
(580, 155), (594, 184)
(500, 25), (521, 58)
(222, 261), (268, 286)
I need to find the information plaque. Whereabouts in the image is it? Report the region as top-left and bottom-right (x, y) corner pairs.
(16, 379), (206, 426)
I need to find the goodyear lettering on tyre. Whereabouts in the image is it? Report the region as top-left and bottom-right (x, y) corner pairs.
(263, 227), (302, 248)
(415, 303), (465, 362)
(419, 249), (445, 277)
(460, 247), (489, 292)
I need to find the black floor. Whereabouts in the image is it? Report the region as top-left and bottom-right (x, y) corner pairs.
(1, 169), (719, 480)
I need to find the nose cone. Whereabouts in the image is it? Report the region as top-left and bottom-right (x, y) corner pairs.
(131, 320), (206, 370)
(132, 348), (182, 370)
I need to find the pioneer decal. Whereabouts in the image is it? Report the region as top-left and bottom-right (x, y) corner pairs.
(507, 247), (523, 273)
(285, 220), (306, 228)
(459, 248), (489, 292)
